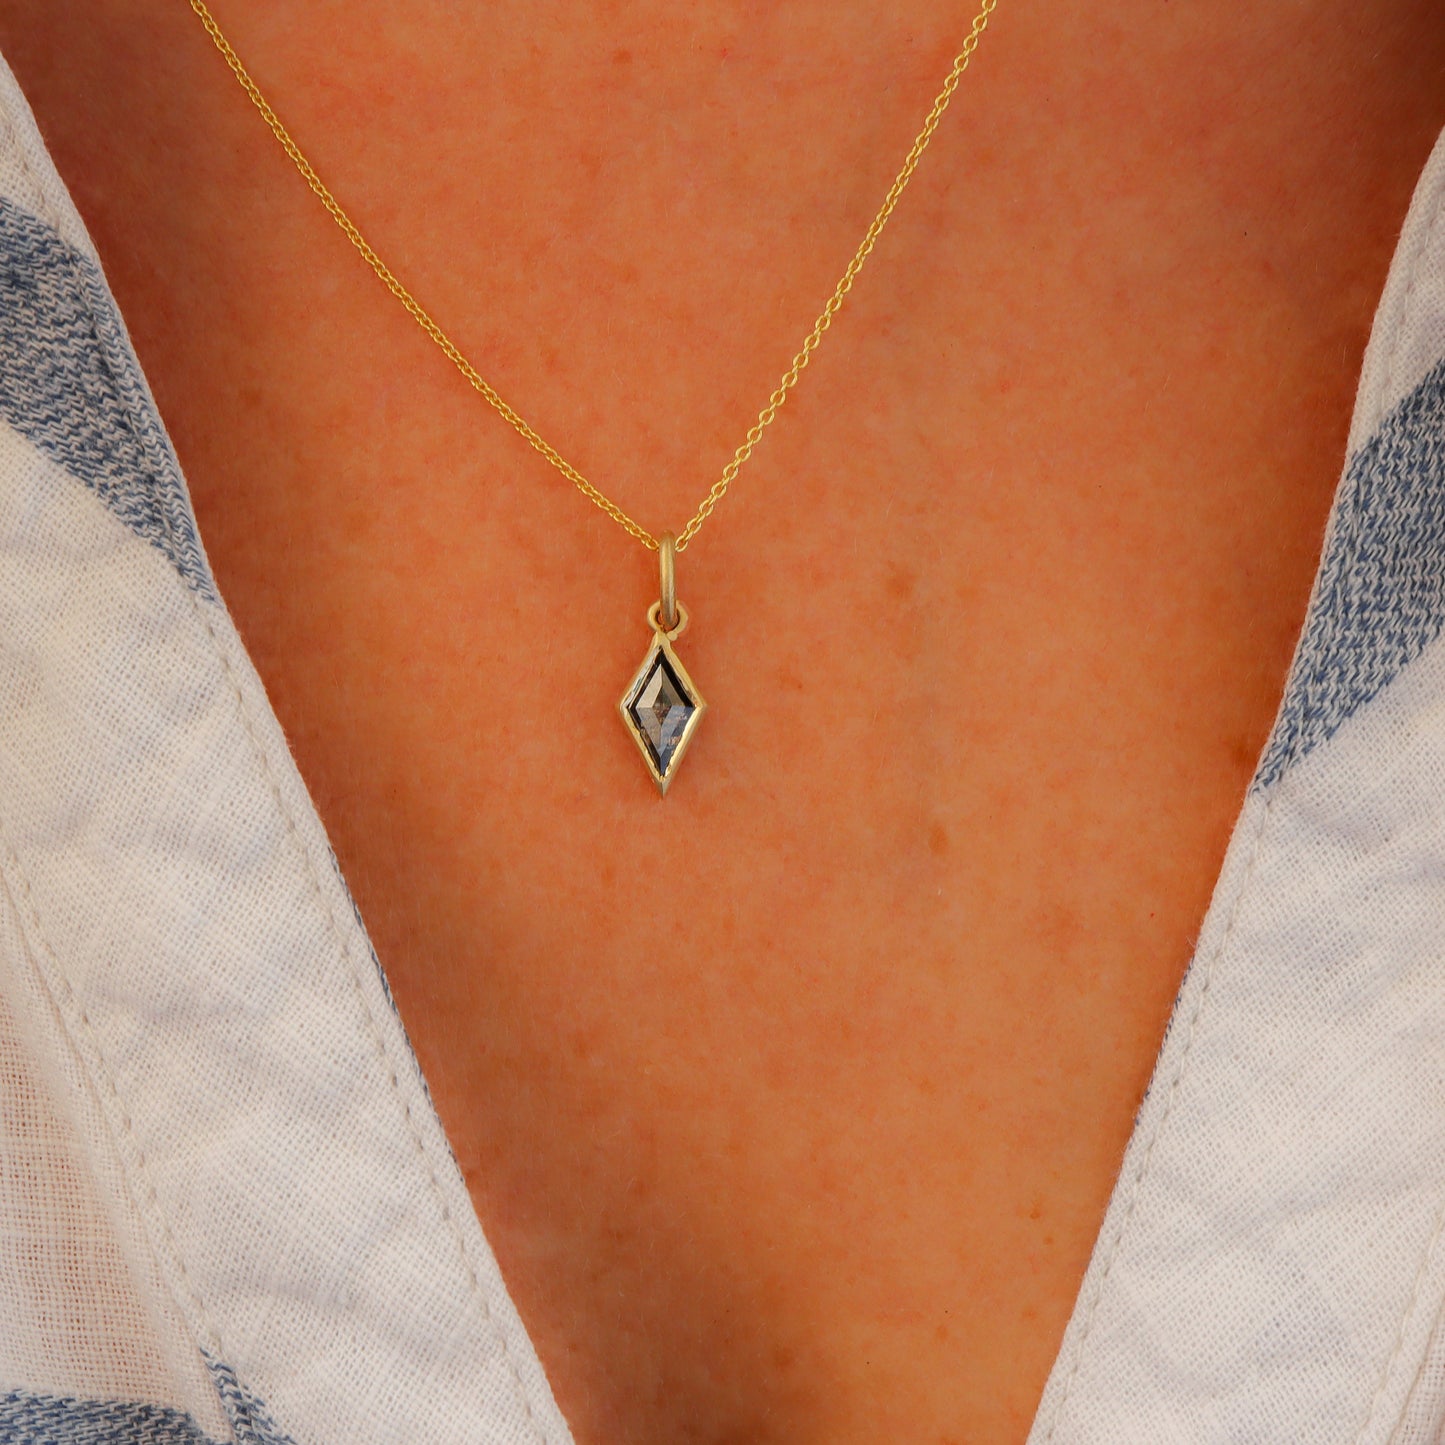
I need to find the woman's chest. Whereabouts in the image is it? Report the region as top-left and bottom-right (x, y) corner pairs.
(90, 158), (1360, 1445)
(8, 8), (1443, 1437)
(193, 364), (1335, 1444)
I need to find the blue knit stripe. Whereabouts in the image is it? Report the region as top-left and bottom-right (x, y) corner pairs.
(0, 1370), (299, 1445)
(203, 1355), (298, 1445)
(0, 195), (212, 596)
(0, 1390), (217, 1445)
(1255, 356), (1445, 788)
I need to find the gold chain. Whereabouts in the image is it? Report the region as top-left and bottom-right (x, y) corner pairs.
(187, 0), (998, 553)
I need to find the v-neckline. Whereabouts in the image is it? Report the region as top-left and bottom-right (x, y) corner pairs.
(2, 39), (1445, 1440)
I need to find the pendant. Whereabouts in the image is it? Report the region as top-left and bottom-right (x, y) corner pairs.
(618, 532), (706, 795)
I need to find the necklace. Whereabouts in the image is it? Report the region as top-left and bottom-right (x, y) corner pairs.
(187, 0), (1000, 794)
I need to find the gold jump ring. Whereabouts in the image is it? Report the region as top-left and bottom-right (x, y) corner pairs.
(646, 600), (689, 640)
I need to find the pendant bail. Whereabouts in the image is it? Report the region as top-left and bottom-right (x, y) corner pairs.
(658, 530), (679, 632)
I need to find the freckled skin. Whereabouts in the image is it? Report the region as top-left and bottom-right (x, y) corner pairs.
(3, 3), (1443, 1441)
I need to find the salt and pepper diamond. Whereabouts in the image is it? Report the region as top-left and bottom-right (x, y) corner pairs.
(630, 654), (693, 770)
(619, 636), (706, 794)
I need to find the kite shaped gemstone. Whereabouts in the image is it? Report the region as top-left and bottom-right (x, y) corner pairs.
(619, 636), (706, 794)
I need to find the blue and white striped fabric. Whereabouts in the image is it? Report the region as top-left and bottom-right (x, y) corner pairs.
(1, 41), (1445, 1445)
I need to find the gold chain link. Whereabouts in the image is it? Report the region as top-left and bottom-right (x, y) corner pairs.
(187, 0), (998, 552)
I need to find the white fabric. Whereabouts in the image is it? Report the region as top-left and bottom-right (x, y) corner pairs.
(1033, 635), (1445, 1444)
(0, 51), (568, 1445)
(1350, 132), (1445, 456)
(1032, 127), (1445, 1445)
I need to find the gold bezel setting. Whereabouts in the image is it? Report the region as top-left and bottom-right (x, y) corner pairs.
(618, 609), (706, 796)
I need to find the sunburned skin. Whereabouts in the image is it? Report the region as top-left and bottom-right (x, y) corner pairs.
(3, 2), (1444, 1440)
